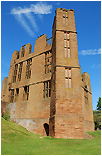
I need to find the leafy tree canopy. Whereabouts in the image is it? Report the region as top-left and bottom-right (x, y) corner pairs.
(93, 97), (101, 130)
(97, 97), (101, 110)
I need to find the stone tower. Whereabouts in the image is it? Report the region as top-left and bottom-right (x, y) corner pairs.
(49, 8), (94, 139)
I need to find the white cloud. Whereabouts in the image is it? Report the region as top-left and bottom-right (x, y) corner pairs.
(79, 48), (101, 55)
(14, 14), (35, 37)
(56, 2), (60, 6)
(37, 14), (43, 21)
(10, 2), (52, 37)
(30, 2), (52, 14)
(11, 2), (52, 15)
(24, 13), (39, 32)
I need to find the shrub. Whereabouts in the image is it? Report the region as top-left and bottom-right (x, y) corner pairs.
(2, 111), (10, 121)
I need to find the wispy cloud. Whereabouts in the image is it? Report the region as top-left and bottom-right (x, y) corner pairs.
(56, 2), (60, 6)
(24, 13), (38, 32)
(14, 14), (35, 37)
(11, 2), (52, 15)
(90, 64), (101, 69)
(79, 48), (101, 55)
(10, 2), (52, 37)
(37, 14), (43, 21)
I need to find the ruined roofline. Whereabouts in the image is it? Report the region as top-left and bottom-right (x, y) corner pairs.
(81, 72), (90, 78)
(11, 34), (52, 63)
(55, 7), (75, 13)
(56, 8), (74, 12)
(13, 35), (52, 54)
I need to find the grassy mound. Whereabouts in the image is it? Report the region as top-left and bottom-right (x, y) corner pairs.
(1, 117), (101, 155)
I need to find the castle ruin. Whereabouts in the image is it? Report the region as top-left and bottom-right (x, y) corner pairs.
(1, 8), (94, 139)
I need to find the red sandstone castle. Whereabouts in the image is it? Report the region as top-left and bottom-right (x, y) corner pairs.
(1, 8), (94, 139)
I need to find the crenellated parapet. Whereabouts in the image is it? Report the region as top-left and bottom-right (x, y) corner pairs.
(10, 43), (32, 65)
(20, 43), (32, 58)
(10, 35), (52, 65)
(34, 34), (52, 55)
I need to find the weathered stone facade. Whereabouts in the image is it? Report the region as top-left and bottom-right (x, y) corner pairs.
(1, 8), (94, 139)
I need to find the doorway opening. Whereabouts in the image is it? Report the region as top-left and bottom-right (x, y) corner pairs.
(44, 123), (49, 136)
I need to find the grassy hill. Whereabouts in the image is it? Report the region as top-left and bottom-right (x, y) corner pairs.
(1, 117), (101, 155)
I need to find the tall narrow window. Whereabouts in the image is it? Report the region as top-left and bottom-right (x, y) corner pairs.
(66, 17), (68, 25)
(63, 11), (68, 25)
(23, 86), (29, 101)
(63, 17), (65, 24)
(45, 51), (52, 74)
(64, 40), (67, 47)
(65, 68), (68, 88)
(49, 81), (51, 97)
(84, 85), (88, 104)
(13, 64), (18, 83)
(64, 33), (66, 39)
(10, 89), (14, 103)
(65, 68), (72, 88)
(67, 33), (69, 39)
(18, 62), (23, 81)
(67, 40), (70, 47)
(43, 81), (51, 98)
(45, 82), (48, 98)
(65, 48), (67, 58)
(26, 58), (32, 79)
(64, 32), (70, 58)
(68, 48), (70, 58)
(15, 88), (19, 102)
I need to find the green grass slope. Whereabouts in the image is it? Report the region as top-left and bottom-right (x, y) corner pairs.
(1, 117), (101, 155)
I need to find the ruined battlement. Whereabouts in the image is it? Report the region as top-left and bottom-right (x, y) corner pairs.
(11, 35), (52, 66)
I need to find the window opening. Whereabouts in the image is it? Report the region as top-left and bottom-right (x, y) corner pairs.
(49, 81), (51, 97)
(26, 58), (32, 79)
(43, 81), (51, 98)
(18, 62), (23, 81)
(84, 85), (89, 104)
(15, 88), (19, 102)
(84, 88), (88, 104)
(65, 68), (72, 88)
(13, 64), (18, 83)
(63, 11), (68, 25)
(10, 89), (14, 103)
(45, 51), (52, 74)
(64, 32), (70, 58)
(23, 86), (29, 101)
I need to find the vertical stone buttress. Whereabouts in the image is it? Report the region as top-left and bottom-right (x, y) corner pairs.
(81, 72), (94, 131)
(50, 8), (85, 139)
(1, 77), (8, 101)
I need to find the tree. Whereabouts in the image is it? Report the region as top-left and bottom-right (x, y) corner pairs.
(93, 110), (101, 130)
(93, 97), (101, 130)
(97, 97), (101, 111)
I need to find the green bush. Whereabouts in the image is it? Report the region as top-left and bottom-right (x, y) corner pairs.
(2, 111), (10, 121)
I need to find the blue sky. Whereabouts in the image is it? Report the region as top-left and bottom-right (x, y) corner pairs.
(1, 1), (101, 110)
